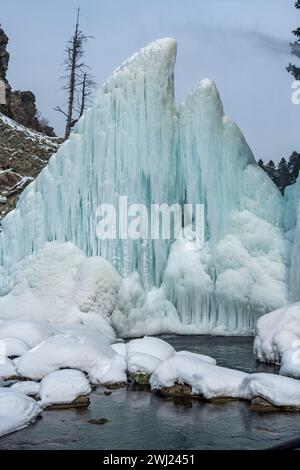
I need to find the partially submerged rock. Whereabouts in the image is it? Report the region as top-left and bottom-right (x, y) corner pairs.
(45, 395), (90, 410)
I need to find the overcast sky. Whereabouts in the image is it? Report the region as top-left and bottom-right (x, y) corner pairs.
(1, 0), (300, 162)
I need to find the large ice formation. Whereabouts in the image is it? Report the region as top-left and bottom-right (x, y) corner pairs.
(0, 38), (295, 335)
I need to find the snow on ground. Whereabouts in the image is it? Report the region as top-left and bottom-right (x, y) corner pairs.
(0, 357), (16, 379)
(0, 392), (41, 437)
(240, 373), (300, 408)
(10, 381), (40, 397)
(16, 334), (127, 385)
(150, 355), (247, 399)
(254, 303), (300, 364)
(0, 337), (30, 357)
(0, 320), (53, 348)
(39, 369), (91, 407)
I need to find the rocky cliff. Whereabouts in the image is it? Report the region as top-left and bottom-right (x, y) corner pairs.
(0, 26), (55, 137)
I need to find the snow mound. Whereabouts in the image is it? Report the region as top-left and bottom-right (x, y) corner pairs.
(0, 243), (120, 343)
(10, 381), (40, 397)
(279, 346), (300, 378)
(254, 303), (300, 364)
(0, 320), (53, 348)
(0, 337), (30, 357)
(0, 392), (41, 437)
(16, 334), (126, 385)
(39, 369), (91, 407)
(240, 373), (300, 408)
(150, 355), (247, 399)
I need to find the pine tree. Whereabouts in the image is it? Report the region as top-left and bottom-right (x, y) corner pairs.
(287, 1), (300, 80)
(277, 158), (290, 193)
(257, 159), (265, 170)
(264, 160), (278, 186)
(288, 151), (300, 184)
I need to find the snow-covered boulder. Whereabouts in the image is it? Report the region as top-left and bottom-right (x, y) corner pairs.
(0, 320), (53, 348)
(150, 355), (247, 399)
(176, 350), (216, 365)
(0, 392), (41, 437)
(39, 369), (91, 407)
(127, 337), (176, 382)
(254, 303), (300, 364)
(240, 373), (300, 409)
(10, 381), (40, 397)
(16, 334), (127, 385)
(0, 357), (17, 379)
(0, 337), (30, 357)
(279, 346), (300, 379)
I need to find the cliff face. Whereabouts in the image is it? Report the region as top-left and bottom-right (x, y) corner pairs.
(0, 26), (55, 137)
(0, 113), (60, 221)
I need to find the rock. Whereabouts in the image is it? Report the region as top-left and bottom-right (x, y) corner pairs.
(45, 395), (90, 410)
(250, 396), (300, 412)
(130, 373), (151, 386)
(104, 390), (112, 396)
(157, 382), (195, 398)
(104, 382), (127, 390)
(88, 418), (110, 425)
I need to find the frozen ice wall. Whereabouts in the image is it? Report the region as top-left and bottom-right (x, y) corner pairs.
(285, 179), (300, 302)
(0, 38), (291, 333)
(0, 38), (183, 291)
(164, 80), (289, 333)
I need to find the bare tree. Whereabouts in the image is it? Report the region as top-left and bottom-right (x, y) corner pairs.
(55, 8), (95, 140)
(77, 71), (96, 120)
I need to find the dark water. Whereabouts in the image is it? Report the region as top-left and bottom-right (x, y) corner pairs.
(0, 335), (299, 450)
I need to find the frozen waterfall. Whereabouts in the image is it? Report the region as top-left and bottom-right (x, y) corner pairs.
(0, 38), (293, 333)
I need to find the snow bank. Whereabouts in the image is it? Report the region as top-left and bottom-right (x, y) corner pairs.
(0, 392), (41, 437)
(279, 346), (300, 378)
(240, 373), (300, 408)
(39, 369), (91, 407)
(16, 334), (127, 385)
(0, 243), (120, 343)
(150, 355), (247, 399)
(176, 350), (216, 365)
(254, 303), (300, 364)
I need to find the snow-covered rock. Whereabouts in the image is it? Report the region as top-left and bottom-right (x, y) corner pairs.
(0, 337), (30, 357)
(127, 337), (176, 377)
(279, 346), (300, 379)
(16, 334), (127, 385)
(0, 357), (16, 379)
(0, 392), (41, 437)
(176, 350), (217, 365)
(240, 373), (300, 408)
(39, 369), (91, 407)
(254, 303), (300, 364)
(10, 381), (40, 397)
(150, 355), (247, 399)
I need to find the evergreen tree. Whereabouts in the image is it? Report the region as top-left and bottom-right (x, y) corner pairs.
(287, 1), (300, 80)
(264, 160), (278, 186)
(257, 159), (265, 170)
(277, 158), (290, 193)
(288, 151), (300, 184)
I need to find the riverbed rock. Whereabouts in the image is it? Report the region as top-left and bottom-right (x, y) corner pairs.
(45, 395), (90, 410)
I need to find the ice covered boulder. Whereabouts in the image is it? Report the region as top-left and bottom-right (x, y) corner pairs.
(39, 369), (91, 408)
(254, 303), (300, 364)
(240, 373), (300, 409)
(16, 334), (127, 385)
(150, 355), (247, 399)
(10, 381), (40, 397)
(279, 346), (300, 379)
(0, 320), (53, 348)
(0, 392), (41, 437)
(0, 337), (30, 357)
